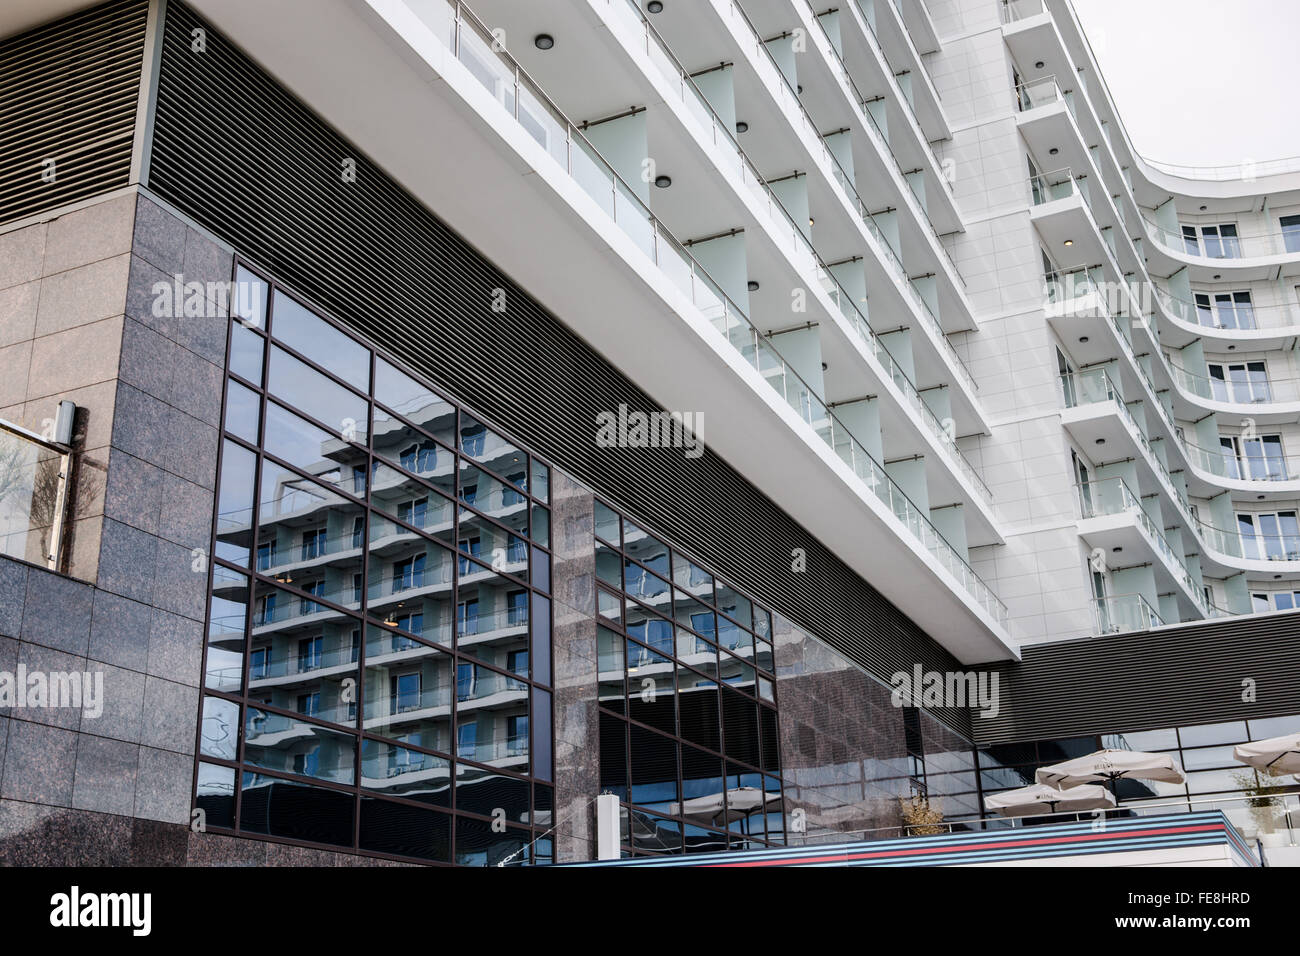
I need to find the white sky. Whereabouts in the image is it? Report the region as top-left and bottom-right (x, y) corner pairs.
(1071, 0), (1300, 167)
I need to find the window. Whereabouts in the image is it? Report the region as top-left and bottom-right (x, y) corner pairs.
(399, 440), (438, 475)
(352, 464), (367, 494)
(1238, 511), (1300, 560)
(392, 672), (421, 713)
(1281, 214), (1300, 253)
(297, 692), (320, 717)
(507, 537), (526, 564)
(461, 425), (486, 457)
(397, 497), (428, 528)
(351, 516), (364, 549)
(298, 636), (322, 672)
(461, 483), (478, 506)
(256, 540), (276, 571)
(301, 528), (327, 560)
(250, 647), (269, 679)
(457, 719), (477, 759)
(508, 715), (529, 754)
(300, 580), (324, 615)
(1193, 291), (1255, 330)
(507, 590), (528, 625)
(458, 599), (480, 635)
(352, 572), (363, 604)
(392, 613), (424, 646)
(257, 592), (276, 625)
(1181, 223), (1240, 258)
(1220, 434), (1287, 481)
(456, 662), (475, 702)
(507, 648), (529, 677)
(293, 749), (320, 778)
(1207, 362), (1270, 403)
(458, 536), (481, 574)
(393, 554), (425, 593)
(503, 473), (526, 506)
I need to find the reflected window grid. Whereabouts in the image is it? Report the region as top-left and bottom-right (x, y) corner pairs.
(197, 262), (558, 865)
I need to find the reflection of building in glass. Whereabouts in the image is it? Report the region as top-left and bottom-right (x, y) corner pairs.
(198, 269), (553, 866)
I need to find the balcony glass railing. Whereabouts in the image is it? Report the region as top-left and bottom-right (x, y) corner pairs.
(1014, 75), (1072, 115)
(1093, 593), (1164, 634)
(1076, 476), (1207, 613)
(999, 0), (1045, 24)
(1142, 217), (1300, 260)
(1154, 287), (1300, 333)
(1183, 436), (1300, 484)
(0, 419), (70, 571)
(413, 0), (1005, 623)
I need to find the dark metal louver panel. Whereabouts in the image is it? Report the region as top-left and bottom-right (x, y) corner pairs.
(146, 1), (972, 736)
(0, 0), (147, 225)
(976, 614), (1300, 744)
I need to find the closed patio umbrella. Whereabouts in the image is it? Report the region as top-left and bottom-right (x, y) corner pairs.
(670, 786), (779, 826)
(1035, 749), (1185, 802)
(984, 783), (1116, 818)
(1233, 733), (1300, 777)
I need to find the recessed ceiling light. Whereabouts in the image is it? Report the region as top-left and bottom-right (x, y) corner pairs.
(1050, 148), (1059, 155)
(1079, 336), (1089, 343)
(534, 34), (555, 50)
(1095, 438), (1105, 445)
(1213, 274), (1221, 280)
(1258, 495), (1266, 500)
(1112, 546), (1122, 553)
(1227, 345), (1236, 350)
(736, 120), (749, 133)
(1064, 239), (1074, 246)
(654, 174), (672, 188)
(1275, 574), (1283, 580)
(1200, 205), (1207, 211)
(647, 0), (664, 11)
(821, 362), (828, 371)
(797, 84), (803, 94)
(747, 280), (760, 292)
(809, 217), (815, 227)
(1035, 60), (1045, 69)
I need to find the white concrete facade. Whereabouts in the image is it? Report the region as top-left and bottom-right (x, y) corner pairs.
(171, 0), (1300, 654)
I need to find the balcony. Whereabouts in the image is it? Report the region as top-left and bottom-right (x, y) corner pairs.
(1075, 476), (1208, 620)
(1093, 592), (1164, 635)
(1142, 215), (1300, 280)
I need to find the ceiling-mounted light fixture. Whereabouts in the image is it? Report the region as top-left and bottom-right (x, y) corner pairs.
(736, 120), (749, 133)
(1095, 438), (1106, 445)
(534, 34), (555, 50)
(1035, 60), (1044, 69)
(1064, 239), (1074, 246)
(648, 0), (664, 12)
(654, 174), (672, 188)
(747, 280), (760, 292)
(1049, 148), (1059, 155)
(1079, 336), (1089, 343)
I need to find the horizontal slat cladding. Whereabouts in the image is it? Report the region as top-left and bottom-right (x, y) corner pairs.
(147, 1), (971, 737)
(976, 614), (1300, 745)
(0, 0), (146, 225)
